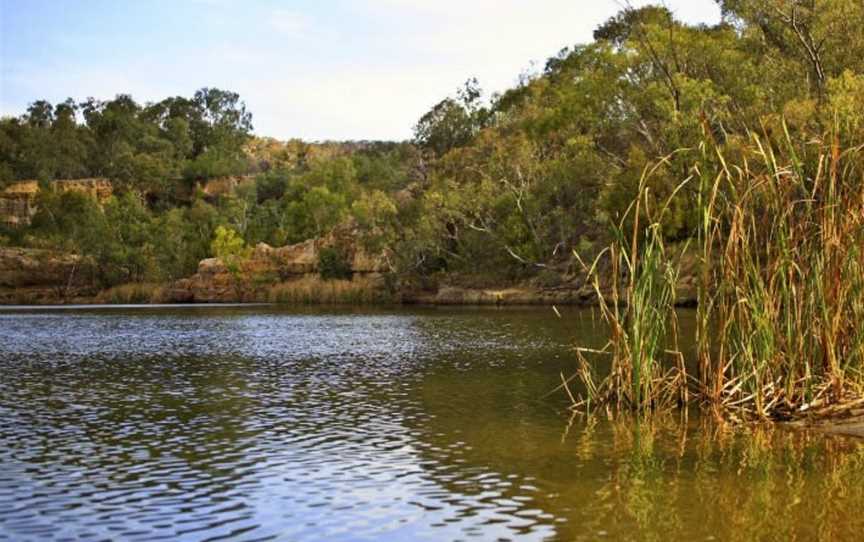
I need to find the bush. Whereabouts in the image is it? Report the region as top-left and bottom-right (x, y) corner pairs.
(318, 247), (353, 281)
(534, 268), (564, 288)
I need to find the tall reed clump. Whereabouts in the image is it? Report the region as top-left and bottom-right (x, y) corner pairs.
(696, 126), (864, 420)
(569, 126), (864, 421)
(571, 160), (690, 414)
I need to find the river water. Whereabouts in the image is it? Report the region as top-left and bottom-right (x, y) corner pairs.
(1, 306), (862, 541)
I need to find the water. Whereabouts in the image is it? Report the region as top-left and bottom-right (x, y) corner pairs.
(0, 306), (862, 541)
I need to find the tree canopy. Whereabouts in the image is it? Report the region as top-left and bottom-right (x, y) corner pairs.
(0, 88), (254, 193)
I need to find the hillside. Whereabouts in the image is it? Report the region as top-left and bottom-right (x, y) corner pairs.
(2, 2), (864, 304)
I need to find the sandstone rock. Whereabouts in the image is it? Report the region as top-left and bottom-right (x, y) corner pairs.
(0, 247), (95, 303)
(0, 181), (39, 227)
(1, 178), (112, 227)
(197, 257), (228, 277)
(0, 247), (89, 288)
(54, 178), (113, 201)
(162, 282), (195, 303)
(172, 229), (394, 303)
(273, 240), (318, 274)
(351, 247), (389, 273)
(198, 176), (254, 199)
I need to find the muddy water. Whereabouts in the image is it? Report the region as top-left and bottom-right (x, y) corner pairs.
(0, 306), (862, 541)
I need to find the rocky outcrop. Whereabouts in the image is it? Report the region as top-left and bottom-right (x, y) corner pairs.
(168, 234), (391, 303)
(0, 181), (39, 227)
(0, 222), (701, 306)
(0, 175), (269, 227)
(54, 178), (113, 200)
(263, 239), (319, 275)
(0, 178), (113, 227)
(404, 285), (595, 305)
(401, 282), (698, 306)
(198, 176), (255, 199)
(402, 245), (702, 307)
(0, 247), (94, 303)
(0, 247), (89, 288)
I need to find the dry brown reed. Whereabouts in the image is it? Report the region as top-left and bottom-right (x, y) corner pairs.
(567, 124), (864, 422)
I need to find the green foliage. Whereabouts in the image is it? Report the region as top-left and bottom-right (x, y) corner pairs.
(211, 225), (248, 261)
(414, 79), (490, 157)
(352, 142), (414, 191)
(25, 185), (224, 286)
(211, 225), (251, 294)
(29, 190), (154, 286)
(318, 246), (353, 281)
(351, 190), (398, 253)
(284, 186), (347, 242)
(0, 88), (252, 197)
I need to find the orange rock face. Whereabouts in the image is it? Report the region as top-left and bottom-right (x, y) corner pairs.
(171, 231), (391, 303)
(1, 178), (113, 227)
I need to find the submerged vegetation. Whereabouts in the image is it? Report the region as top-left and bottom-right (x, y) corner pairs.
(3, 2), (864, 419)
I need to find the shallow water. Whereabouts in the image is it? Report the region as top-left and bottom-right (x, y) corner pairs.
(0, 306), (862, 541)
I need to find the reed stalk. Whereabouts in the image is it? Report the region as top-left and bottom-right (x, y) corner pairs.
(568, 124), (864, 422)
(699, 126), (864, 419)
(571, 160), (690, 414)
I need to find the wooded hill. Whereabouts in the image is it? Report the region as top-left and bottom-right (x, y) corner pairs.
(2, 1), (863, 292)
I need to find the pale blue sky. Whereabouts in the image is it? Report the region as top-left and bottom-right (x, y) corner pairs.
(0, 1), (721, 141)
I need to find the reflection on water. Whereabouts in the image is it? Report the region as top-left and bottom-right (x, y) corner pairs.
(0, 306), (862, 541)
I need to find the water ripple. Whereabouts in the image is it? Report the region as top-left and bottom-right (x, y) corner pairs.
(0, 307), (568, 541)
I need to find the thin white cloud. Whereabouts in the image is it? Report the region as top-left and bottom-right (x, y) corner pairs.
(353, 0), (722, 125)
(269, 9), (311, 36)
(1, 0), (721, 140)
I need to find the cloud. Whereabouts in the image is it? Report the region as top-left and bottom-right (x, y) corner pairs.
(269, 9), (311, 36)
(237, 67), (448, 141)
(355, 0), (722, 104)
(1, 0), (722, 140)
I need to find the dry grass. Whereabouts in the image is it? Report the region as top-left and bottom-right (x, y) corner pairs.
(267, 276), (395, 305)
(96, 283), (166, 304)
(695, 126), (864, 420)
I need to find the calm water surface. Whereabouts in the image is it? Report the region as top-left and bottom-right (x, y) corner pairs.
(1, 306), (863, 541)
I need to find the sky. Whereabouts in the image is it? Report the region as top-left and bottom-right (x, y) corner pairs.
(0, 0), (722, 141)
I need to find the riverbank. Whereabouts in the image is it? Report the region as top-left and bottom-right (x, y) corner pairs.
(0, 243), (701, 306)
(0, 281), (610, 306)
(0, 278), (701, 307)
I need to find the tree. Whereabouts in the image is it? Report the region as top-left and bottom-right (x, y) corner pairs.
(284, 186), (347, 241)
(352, 190), (398, 253)
(719, 0), (864, 97)
(210, 225), (251, 296)
(51, 99), (90, 179)
(414, 79), (490, 157)
(211, 225), (247, 260)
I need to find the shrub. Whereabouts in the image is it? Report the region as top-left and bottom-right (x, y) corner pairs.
(535, 269), (564, 288)
(318, 246), (353, 281)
